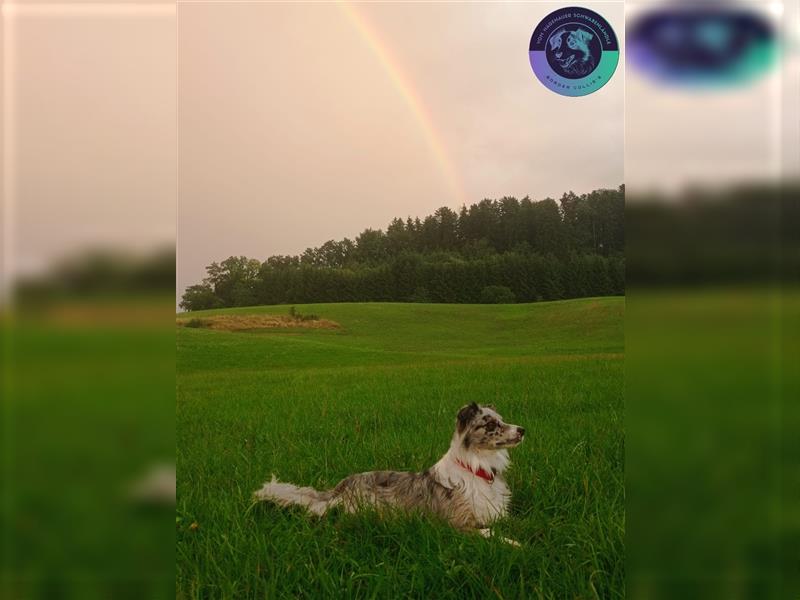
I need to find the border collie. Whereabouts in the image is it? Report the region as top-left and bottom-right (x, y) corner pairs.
(254, 403), (524, 544)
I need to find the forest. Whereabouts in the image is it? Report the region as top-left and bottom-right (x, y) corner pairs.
(180, 186), (625, 310)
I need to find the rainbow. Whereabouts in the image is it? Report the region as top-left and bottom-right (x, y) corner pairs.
(337, 1), (466, 206)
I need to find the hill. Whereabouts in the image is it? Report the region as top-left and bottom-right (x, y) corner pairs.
(177, 298), (625, 598)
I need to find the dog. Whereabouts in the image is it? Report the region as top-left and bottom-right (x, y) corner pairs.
(254, 403), (525, 544)
(549, 27), (596, 77)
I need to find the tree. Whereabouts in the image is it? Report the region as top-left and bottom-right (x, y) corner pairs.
(204, 256), (261, 306)
(528, 198), (564, 255)
(480, 285), (516, 304)
(180, 283), (222, 312)
(355, 229), (389, 265)
(434, 206), (459, 250)
(386, 219), (409, 256)
(183, 185), (625, 307)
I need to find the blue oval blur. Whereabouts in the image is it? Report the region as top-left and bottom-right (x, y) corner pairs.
(628, 8), (778, 88)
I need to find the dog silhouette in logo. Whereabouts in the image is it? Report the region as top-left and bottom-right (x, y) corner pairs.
(548, 27), (597, 77)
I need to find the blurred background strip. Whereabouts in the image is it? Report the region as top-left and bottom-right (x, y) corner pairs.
(626, 1), (798, 598)
(1, 2), (176, 598)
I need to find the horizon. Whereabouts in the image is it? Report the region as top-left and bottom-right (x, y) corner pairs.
(190, 182), (625, 268)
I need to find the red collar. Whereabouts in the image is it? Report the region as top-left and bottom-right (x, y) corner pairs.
(455, 458), (494, 483)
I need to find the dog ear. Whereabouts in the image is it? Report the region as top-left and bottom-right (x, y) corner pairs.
(457, 402), (480, 433)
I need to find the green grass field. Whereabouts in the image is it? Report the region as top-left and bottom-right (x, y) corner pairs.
(2, 299), (176, 599)
(176, 298), (625, 599)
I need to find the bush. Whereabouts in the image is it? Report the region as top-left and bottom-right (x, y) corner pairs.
(184, 318), (209, 328)
(480, 285), (516, 304)
(180, 283), (223, 312)
(289, 306), (319, 321)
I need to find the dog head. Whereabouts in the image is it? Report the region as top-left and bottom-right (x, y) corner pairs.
(549, 28), (567, 53)
(550, 27), (594, 73)
(455, 403), (525, 450)
(566, 28), (593, 57)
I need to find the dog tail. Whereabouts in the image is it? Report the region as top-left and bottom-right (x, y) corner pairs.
(254, 475), (335, 516)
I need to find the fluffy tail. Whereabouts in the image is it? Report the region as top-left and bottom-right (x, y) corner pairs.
(254, 475), (334, 516)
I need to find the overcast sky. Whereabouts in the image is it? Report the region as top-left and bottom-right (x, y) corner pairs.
(177, 1), (624, 297)
(7, 2), (787, 303)
(4, 3), (176, 290)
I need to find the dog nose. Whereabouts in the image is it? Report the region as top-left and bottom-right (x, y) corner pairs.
(517, 427), (526, 437)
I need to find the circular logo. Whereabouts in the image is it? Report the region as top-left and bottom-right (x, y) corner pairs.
(529, 7), (619, 96)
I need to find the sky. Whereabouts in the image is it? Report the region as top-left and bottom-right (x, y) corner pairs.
(624, 3), (788, 195)
(5, 1), (789, 303)
(2, 3), (176, 291)
(176, 1), (624, 298)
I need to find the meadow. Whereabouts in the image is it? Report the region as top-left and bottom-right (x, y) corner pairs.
(2, 299), (175, 599)
(176, 298), (625, 599)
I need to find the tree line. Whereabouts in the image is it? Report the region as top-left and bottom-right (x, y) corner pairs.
(627, 183), (797, 285)
(180, 186), (625, 311)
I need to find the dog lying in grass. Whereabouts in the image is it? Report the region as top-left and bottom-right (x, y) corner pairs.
(254, 403), (525, 545)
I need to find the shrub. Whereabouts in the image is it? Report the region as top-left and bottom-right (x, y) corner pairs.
(289, 306), (319, 321)
(180, 283), (223, 312)
(480, 285), (516, 304)
(184, 318), (209, 328)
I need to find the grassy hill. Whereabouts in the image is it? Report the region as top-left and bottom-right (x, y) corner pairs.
(177, 298), (624, 599)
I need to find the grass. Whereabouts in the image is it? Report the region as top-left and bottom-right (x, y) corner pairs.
(176, 314), (340, 332)
(2, 297), (176, 599)
(625, 287), (798, 598)
(176, 297), (625, 599)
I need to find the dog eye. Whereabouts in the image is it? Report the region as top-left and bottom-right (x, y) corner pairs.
(484, 422), (497, 431)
